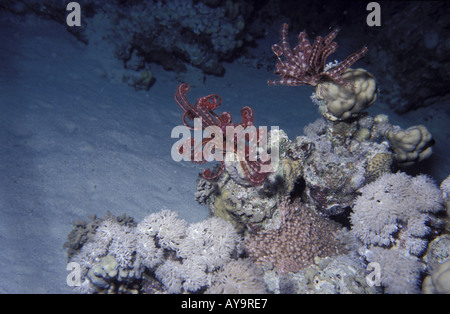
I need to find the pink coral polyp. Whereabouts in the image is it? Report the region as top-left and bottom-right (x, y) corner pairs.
(245, 198), (344, 274)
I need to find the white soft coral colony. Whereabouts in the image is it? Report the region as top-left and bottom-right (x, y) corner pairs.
(351, 172), (444, 256)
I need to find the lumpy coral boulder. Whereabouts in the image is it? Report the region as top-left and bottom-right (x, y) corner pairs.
(385, 125), (434, 167)
(315, 68), (378, 121)
(422, 260), (450, 294)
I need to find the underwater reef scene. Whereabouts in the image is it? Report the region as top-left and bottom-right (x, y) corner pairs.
(0, 0), (449, 295)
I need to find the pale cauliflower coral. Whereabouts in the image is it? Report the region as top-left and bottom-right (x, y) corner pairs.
(350, 172), (444, 256)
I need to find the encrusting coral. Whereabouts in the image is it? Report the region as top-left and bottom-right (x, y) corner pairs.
(276, 254), (382, 294)
(244, 198), (345, 274)
(282, 114), (395, 216)
(364, 152), (392, 183)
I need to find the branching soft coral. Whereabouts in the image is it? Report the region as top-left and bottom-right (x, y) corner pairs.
(351, 172), (444, 256)
(67, 210), (260, 294)
(363, 246), (424, 294)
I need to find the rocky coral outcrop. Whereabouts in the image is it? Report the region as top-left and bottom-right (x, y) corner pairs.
(244, 198), (345, 274)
